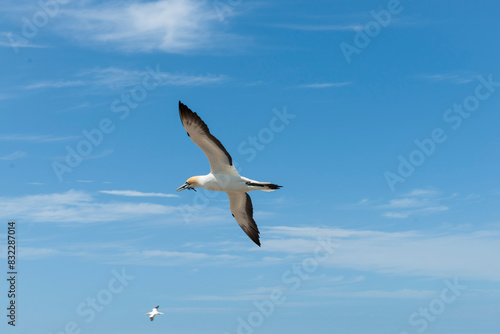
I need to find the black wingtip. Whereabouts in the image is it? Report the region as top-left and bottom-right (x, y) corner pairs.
(251, 237), (261, 247)
(178, 101), (194, 118)
(246, 229), (261, 247)
(251, 234), (261, 247)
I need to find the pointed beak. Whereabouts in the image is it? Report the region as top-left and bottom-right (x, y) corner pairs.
(176, 182), (191, 192)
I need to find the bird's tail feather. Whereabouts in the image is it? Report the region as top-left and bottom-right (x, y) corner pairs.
(246, 181), (282, 192)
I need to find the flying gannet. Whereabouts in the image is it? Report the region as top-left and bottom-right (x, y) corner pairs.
(146, 305), (163, 321)
(176, 101), (282, 246)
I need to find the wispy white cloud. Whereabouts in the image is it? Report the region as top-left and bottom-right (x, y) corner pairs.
(0, 32), (47, 49)
(266, 226), (416, 241)
(88, 149), (114, 159)
(263, 226), (500, 281)
(27, 67), (228, 93)
(0, 93), (13, 100)
(273, 23), (364, 31)
(416, 71), (479, 84)
(57, 0), (239, 53)
(186, 285), (286, 302)
(28, 241), (240, 265)
(141, 250), (237, 262)
(380, 188), (449, 218)
(0, 134), (79, 143)
(0, 246), (59, 260)
(406, 188), (440, 197)
(382, 206), (448, 218)
(0, 242), (240, 267)
(82, 246), (241, 267)
(58, 102), (93, 113)
(300, 287), (436, 299)
(99, 190), (178, 198)
(0, 190), (176, 223)
(186, 293), (271, 302)
(19, 247), (60, 259)
(23, 80), (86, 90)
(51, 149), (114, 162)
(0, 150), (26, 160)
(346, 188), (451, 219)
(272, 15), (432, 33)
(298, 81), (353, 88)
(81, 67), (228, 89)
(185, 282), (434, 304)
(0, 40), (42, 49)
(159, 306), (235, 313)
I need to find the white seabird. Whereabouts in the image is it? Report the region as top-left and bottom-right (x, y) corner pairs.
(176, 101), (282, 246)
(146, 305), (163, 321)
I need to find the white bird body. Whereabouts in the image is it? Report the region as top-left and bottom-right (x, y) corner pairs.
(146, 305), (163, 321)
(176, 102), (282, 246)
(190, 174), (276, 192)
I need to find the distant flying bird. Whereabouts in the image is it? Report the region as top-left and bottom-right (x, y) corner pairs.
(176, 101), (282, 246)
(146, 305), (163, 321)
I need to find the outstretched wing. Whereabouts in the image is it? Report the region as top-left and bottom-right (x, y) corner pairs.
(179, 102), (238, 175)
(227, 192), (260, 246)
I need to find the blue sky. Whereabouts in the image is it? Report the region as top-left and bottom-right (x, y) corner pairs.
(1, 0), (500, 333)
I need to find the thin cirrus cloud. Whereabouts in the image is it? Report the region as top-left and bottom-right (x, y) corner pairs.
(57, 0), (239, 53)
(273, 23), (364, 31)
(19, 247), (60, 259)
(51, 149), (114, 163)
(299, 287), (437, 299)
(297, 81), (353, 88)
(188, 288), (436, 304)
(0, 150), (26, 160)
(272, 17), (430, 32)
(0, 190), (177, 223)
(22, 80), (86, 90)
(18, 245), (242, 268)
(263, 226), (500, 281)
(188, 284), (436, 302)
(80, 67), (228, 89)
(99, 190), (178, 198)
(416, 71), (479, 84)
(349, 188), (450, 219)
(0, 134), (80, 143)
(379, 188), (450, 218)
(24, 67), (228, 91)
(0, 32), (47, 49)
(107, 249), (241, 267)
(0, 39), (42, 49)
